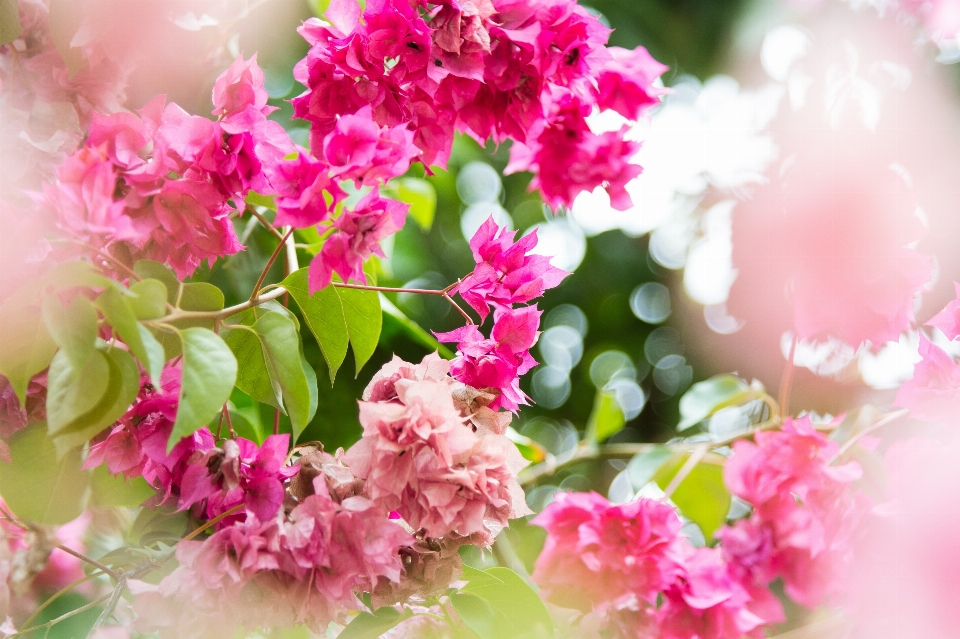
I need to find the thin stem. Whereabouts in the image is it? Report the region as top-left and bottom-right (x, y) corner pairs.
(224, 405), (237, 439)
(443, 293), (474, 325)
(157, 286), (287, 322)
(332, 282), (450, 295)
(55, 544), (119, 581)
(12, 593), (113, 637)
(246, 206), (285, 241)
(19, 571), (103, 632)
(86, 577), (126, 637)
(830, 409), (908, 463)
(249, 228), (294, 303)
(180, 505), (245, 543)
(273, 408), (280, 436)
(778, 334), (798, 419)
(73, 241), (142, 284)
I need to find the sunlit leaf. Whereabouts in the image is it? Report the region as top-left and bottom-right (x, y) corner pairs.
(0, 423), (90, 525)
(253, 310), (316, 442)
(128, 279), (169, 320)
(392, 177), (437, 231)
(90, 465), (154, 508)
(42, 293), (98, 371)
(654, 453), (731, 542)
(338, 607), (412, 639)
(283, 268), (381, 382)
(0, 300), (58, 405)
(169, 328), (237, 451)
(585, 390), (625, 444)
(677, 374), (753, 432)
(96, 287), (164, 387)
(457, 566), (554, 638)
(625, 445), (674, 491)
(133, 261), (180, 303)
(0, 0), (23, 46)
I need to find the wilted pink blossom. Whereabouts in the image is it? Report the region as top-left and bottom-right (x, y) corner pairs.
(435, 306), (541, 412)
(719, 417), (867, 608)
(894, 336), (960, 422)
(457, 216), (569, 320)
(531, 491), (684, 611)
(308, 190), (408, 291)
(132, 481), (409, 637)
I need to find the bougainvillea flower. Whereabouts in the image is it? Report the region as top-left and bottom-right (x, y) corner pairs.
(308, 189), (408, 291)
(531, 491), (684, 611)
(270, 151), (345, 228)
(435, 306), (541, 412)
(596, 46), (669, 121)
(894, 336), (960, 422)
(927, 282), (960, 340)
(457, 216), (569, 320)
(322, 105), (420, 184)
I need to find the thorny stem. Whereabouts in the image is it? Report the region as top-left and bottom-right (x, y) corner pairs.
(250, 228), (294, 303)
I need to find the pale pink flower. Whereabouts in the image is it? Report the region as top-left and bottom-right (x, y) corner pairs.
(212, 54), (275, 122)
(927, 282), (960, 340)
(894, 336), (960, 422)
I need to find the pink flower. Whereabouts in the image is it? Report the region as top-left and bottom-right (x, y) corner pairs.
(435, 306), (541, 412)
(719, 417), (867, 608)
(212, 54), (275, 122)
(596, 46), (669, 121)
(927, 282), (960, 340)
(657, 547), (767, 639)
(308, 190), (408, 291)
(457, 216), (569, 320)
(322, 106), (420, 184)
(344, 357), (529, 542)
(269, 151), (344, 228)
(894, 336), (960, 422)
(530, 491), (684, 611)
(505, 90), (642, 211)
(41, 146), (140, 245)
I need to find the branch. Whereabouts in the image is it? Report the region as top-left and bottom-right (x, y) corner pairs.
(250, 228), (294, 303)
(155, 286), (287, 322)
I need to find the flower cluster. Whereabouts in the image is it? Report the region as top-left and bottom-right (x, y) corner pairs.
(718, 417), (866, 609)
(291, 0), (667, 210)
(83, 364), (295, 524)
(37, 55), (293, 277)
(531, 492), (771, 639)
(437, 216), (567, 411)
(344, 353), (530, 546)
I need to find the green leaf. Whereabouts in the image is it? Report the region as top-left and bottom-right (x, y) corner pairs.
(380, 294), (454, 359)
(96, 287), (164, 387)
(459, 567), (554, 638)
(49, 346), (139, 456)
(677, 374), (753, 432)
(0, 0), (23, 46)
(393, 177), (436, 230)
(283, 268), (381, 382)
(180, 282), (225, 315)
(585, 390), (625, 444)
(245, 191), (277, 211)
(224, 310), (278, 408)
(253, 311), (315, 442)
(90, 465), (154, 508)
(46, 348), (110, 436)
(42, 260), (115, 291)
(0, 301), (58, 405)
(133, 261), (179, 303)
(0, 423), (90, 525)
(625, 445), (674, 491)
(128, 279), (169, 320)
(451, 593), (498, 639)
(654, 453), (731, 542)
(48, 0), (85, 76)
(170, 328), (237, 451)
(42, 293), (98, 371)
(338, 607), (412, 639)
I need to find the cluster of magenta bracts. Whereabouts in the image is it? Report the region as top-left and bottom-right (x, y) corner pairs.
(291, 0), (666, 210)
(531, 417), (867, 639)
(81, 353), (526, 637)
